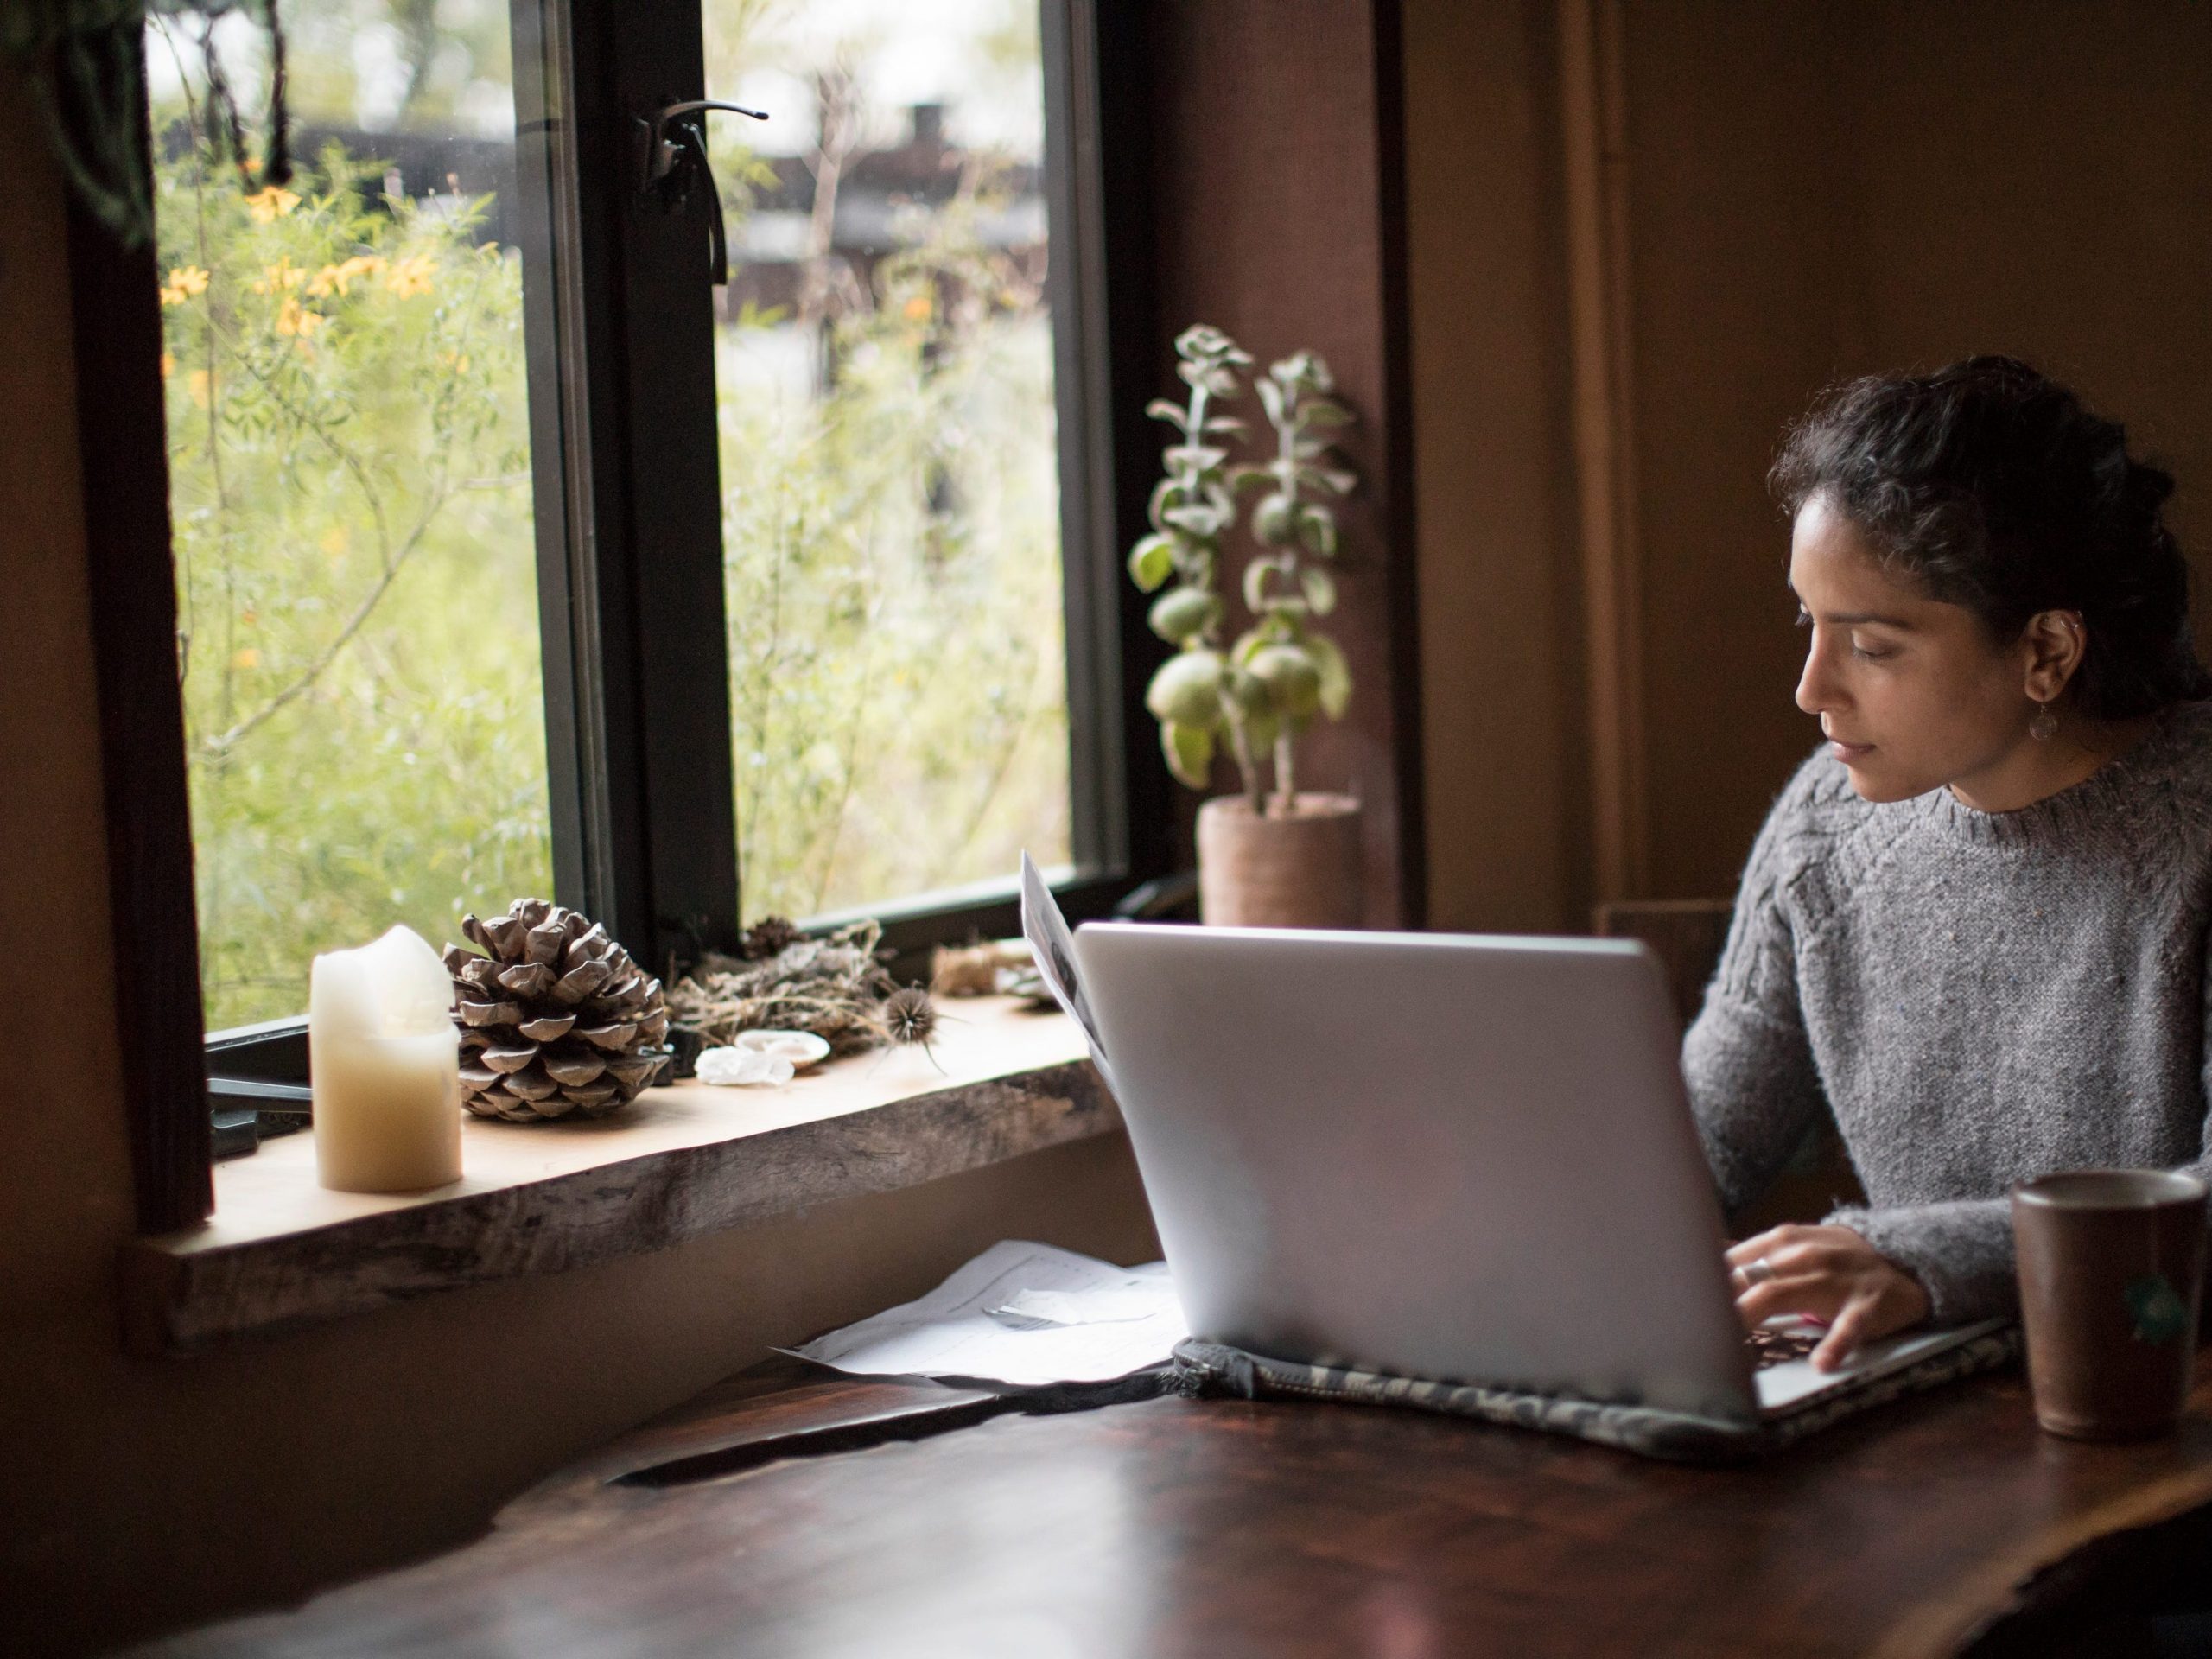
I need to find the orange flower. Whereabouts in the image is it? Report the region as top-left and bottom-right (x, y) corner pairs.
(308, 254), (385, 297)
(188, 369), (213, 408)
(159, 265), (210, 307)
(231, 647), (261, 671)
(251, 257), (307, 296)
(384, 253), (436, 299)
(275, 296), (327, 338)
(245, 186), (302, 224)
(160, 352), (176, 380)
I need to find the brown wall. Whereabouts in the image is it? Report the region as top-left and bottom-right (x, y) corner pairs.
(1137, 0), (1424, 925)
(0, 80), (1155, 1658)
(1408, 0), (2212, 925)
(1402, 0), (1589, 934)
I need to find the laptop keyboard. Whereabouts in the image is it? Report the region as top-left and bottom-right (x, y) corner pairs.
(1746, 1325), (1823, 1369)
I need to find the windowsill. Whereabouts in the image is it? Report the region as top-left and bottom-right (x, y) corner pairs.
(121, 999), (1109, 1357)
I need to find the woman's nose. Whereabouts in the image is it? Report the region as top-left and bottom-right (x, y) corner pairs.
(1795, 643), (1836, 715)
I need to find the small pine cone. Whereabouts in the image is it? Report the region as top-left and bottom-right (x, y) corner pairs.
(741, 915), (803, 960)
(445, 898), (671, 1123)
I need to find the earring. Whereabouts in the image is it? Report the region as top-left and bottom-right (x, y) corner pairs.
(2029, 700), (2059, 741)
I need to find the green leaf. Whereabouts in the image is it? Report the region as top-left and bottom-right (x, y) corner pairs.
(1246, 643), (1323, 719)
(1148, 586), (1223, 645)
(1300, 399), (1354, 428)
(1163, 442), (1228, 474)
(1145, 648), (1227, 727)
(1146, 397), (1191, 430)
(1128, 532), (1176, 592)
(1255, 378), (1283, 426)
(1243, 553), (1294, 613)
(1160, 720), (1216, 790)
(1252, 491), (1296, 547)
(1162, 500), (1230, 539)
(1224, 664), (1270, 715)
(1307, 632), (1352, 718)
(1297, 506), (1338, 556)
(1300, 463), (1358, 496)
(1147, 475), (1181, 532)
(1204, 416), (1248, 435)
(1302, 566), (1337, 615)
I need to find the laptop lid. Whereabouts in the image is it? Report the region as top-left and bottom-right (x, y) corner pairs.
(1073, 921), (1758, 1421)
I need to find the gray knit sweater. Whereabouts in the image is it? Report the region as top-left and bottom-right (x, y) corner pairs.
(1682, 701), (2212, 1324)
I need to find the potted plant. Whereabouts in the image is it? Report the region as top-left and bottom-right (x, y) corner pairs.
(1128, 325), (1362, 928)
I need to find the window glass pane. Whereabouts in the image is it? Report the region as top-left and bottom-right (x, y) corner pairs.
(148, 2), (551, 1029)
(704, 0), (1072, 922)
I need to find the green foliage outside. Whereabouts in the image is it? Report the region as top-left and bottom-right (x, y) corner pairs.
(718, 177), (1070, 923)
(156, 3), (1072, 1027)
(156, 140), (551, 1032)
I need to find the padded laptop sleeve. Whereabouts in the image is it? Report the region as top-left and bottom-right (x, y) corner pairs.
(1169, 1326), (2023, 1464)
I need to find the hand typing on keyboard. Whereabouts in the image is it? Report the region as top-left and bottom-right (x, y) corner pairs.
(1726, 1224), (1933, 1372)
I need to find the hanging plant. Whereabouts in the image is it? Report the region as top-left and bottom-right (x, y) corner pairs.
(2, 0), (292, 246)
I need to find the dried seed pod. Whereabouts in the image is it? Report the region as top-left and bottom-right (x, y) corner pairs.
(880, 985), (938, 1048)
(741, 915), (803, 961)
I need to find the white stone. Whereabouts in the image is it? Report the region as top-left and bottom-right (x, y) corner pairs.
(695, 1046), (797, 1088)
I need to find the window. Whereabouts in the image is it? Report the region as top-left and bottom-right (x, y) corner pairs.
(706, 4), (1073, 925)
(130, 0), (1156, 1147)
(149, 1), (553, 1033)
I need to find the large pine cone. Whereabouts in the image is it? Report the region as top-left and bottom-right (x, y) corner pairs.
(444, 899), (671, 1122)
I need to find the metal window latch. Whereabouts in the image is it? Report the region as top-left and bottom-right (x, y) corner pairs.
(637, 99), (768, 286)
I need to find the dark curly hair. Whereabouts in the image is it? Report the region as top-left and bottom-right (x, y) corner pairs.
(1770, 356), (2210, 721)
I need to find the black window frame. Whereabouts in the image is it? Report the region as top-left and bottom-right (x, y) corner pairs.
(84, 0), (1168, 1197)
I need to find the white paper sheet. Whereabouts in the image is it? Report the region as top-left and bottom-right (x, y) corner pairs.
(787, 1240), (1187, 1387)
(1020, 852), (1114, 1090)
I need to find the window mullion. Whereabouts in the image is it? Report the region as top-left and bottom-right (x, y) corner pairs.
(518, 0), (741, 975)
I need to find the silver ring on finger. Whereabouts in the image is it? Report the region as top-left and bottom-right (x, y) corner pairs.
(1738, 1257), (1776, 1288)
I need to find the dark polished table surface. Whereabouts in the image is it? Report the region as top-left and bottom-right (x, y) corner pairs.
(147, 1351), (2212, 1658)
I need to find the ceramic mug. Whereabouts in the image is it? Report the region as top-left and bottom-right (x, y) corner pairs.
(2011, 1169), (2208, 1441)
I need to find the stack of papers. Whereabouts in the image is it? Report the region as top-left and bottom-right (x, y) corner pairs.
(788, 1240), (1187, 1387)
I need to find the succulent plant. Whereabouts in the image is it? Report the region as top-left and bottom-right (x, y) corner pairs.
(1128, 327), (1356, 811)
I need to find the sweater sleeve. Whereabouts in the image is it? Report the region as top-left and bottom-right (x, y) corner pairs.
(1680, 777), (1827, 1218)
(1829, 925), (2212, 1325)
(1821, 1197), (2016, 1324)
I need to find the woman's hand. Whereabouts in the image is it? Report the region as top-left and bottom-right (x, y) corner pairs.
(1726, 1224), (1931, 1371)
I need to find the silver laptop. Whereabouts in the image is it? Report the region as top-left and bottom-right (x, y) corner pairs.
(1066, 918), (2002, 1427)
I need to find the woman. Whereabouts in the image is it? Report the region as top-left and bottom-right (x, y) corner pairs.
(1686, 355), (2212, 1372)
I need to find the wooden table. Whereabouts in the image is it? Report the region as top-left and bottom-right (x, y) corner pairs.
(146, 1353), (2212, 1657)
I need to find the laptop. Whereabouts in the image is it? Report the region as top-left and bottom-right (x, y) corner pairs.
(1027, 882), (2004, 1432)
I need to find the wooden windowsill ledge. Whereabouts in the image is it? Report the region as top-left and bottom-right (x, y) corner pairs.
(122, 998), (1109, 1357)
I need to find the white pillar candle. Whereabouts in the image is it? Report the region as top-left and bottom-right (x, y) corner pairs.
(309, 925), (462, 1192)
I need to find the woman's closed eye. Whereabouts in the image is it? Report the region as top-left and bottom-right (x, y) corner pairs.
(1796, 606), (1897, 662)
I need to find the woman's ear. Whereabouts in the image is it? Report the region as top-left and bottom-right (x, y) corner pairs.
(2020, 610), (2086, 702)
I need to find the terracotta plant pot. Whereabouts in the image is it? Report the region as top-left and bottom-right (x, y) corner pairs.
(1196, 792), (1363, 929)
